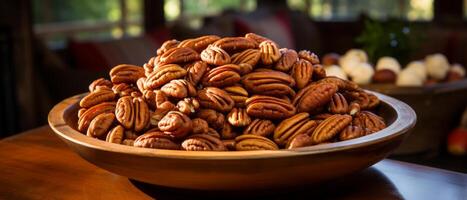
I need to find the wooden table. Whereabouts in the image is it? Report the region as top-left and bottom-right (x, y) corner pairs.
(0, 126), (466, 200)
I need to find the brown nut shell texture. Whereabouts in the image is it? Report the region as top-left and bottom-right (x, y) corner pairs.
(329, 93), (349, 114)
(176, 98), (200, 115)
(78, 102), (116, 132)
(197, 87), (234, 113)
(182, 134), (226, 151)
(245, 33), (271, 44)
(161, 79), (196, 99)
(298, 50), (320, 64)
(87, 113), (115, 138)
(275, 48), (298, 72)
(353, 111), (386, 134)
(109, 64), (145, 84)
(311, 114), (352, 144)
(116, 96), (135, 130)
(290, 59), (313, 89)
(158, 47), (200, 65)
(259, 41), (281, 65)
(242, 71), (295, 97)
(223, 85), (249, 108)
(235, 134), (279, 151)
(231, 49), (261, 67)
(191, 118), (209, 135)
(212, 37), (257, 52)
(178, 35), (220, 53)
(186, 61), (208, 86)
(339, 125), (366, 141)
(274, 113), (318, 146)
(133, 97), (150, 132)
(106, 125), (124, 144)
(89, 78), (112, 92)
(196, 109), (225, 131)
(157, 39), (180, 56)
(145, 64), (187, 90)
(79, 88), (115, 108)
(201, 64), (241, 87)
(243, 119), (275, 137)
(158, 111), (192, 139)
(246, 95), (296, 120)
(293, 82), (338, 113)
(227, 108), (251, 127)
(134, 131), (180, 150)
(200, 45), (231, 66)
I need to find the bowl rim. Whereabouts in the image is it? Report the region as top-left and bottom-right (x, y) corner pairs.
(48, 91), (416, 160)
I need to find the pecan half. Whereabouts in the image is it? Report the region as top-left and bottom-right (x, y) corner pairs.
(161, 79), (196, 99)
(197, 87), (234, 113)
(275, 48), (298, 72)
(116, 96), (135, 129)
(182, 134), (226, 151)
(79, 88), (115, 108)
(220, 122), (237, 139)
(109, 64), (145, 84)
(227, 108), (251, 127)
(242, 71), (295, 97)
(259, 41), (281, 65)
(196, 109), (225, 131)
(158, 111), (192, 139)
(290, 59), (313, 89)
(143, 56), (158, 76)
(143, 90), (167, 109)
(223, 85), (249, 107)
(124, 130), (139, 140)
(201, 64), (241, 87)
(317, 76), (360, 91)
(106, 125), (124, 144)
(293, 82), (338, 113)
(158, 47), (200, 65)
(222, 140), (236, 151)
(133, 97), (150, 132)
(235, 135), (279, 151)
(157, 39), (180, 56)
(339, 125), (366, 141)
(134, 131), (180, 150)
(212, 37), (257, 52)
(245, 95), (296, 120)
(329, 93), (349, 114)
(176, 98), (200, 115)
(149, 101), (176, 127)
(136, 77), (147, 93)
(89, 78), (112, 92)
(312, 64), (326, 81)
(243, 119), (275, 137)
(178, 35), (220, 53)
(200, 45), (231, 66)
(122, 139), (135, 146)
(273, 113), (318, 146)
(78, 108), (87, 118)
(145, 64), (187, 90)
(349, 102), (361, 115)
(186, 61), (208, 86)
(78, 102), (116, 132)
(353, 111), (386, 134)
(87, 113), (115, 138)
(191, 118), (209, 135)
(298, 50), (320, 64)
(112, 83), (138, 97)
(311, 114), (352, 143)
(207, 128), (221, 139)
(238, 63), (254, 75)
(231, 49), (261, 68)
(244, 33), (271, 44)
(287, 134), (314, 149)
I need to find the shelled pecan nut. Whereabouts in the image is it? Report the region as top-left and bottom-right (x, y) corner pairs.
(293, 82), (338, 113)
(158, 47), (200, 65)
(143, 90), (167, 109)
(231, 49), (261, 67)
(149, 101), (176, 127)
(145, 64), (187, 90)
(143, 56), (158, 76)
(298, 50), (320, 64)
(206, 128), (221, 138)
(287, 133), (313, 149)
(223, 85), (249, 107)
(243, 119), (275, 137)
(157, 39), (180, 56)
(245, 95), (296, 120)
(122, 139), (134, 146)
(227, 108), (251, 127)
(259, 41), (281, 65)
(79, 88), (116, 108)
(274, 113), (318, 146)
(178, 35), (220, 53)
(212, 37), (257, 52)
(275, 48), (298, 72)
(133, 97), (150, 132)
(161, 79), (196, 99)
(235, 134), (279, 151)
(312, 64), (327, 81)
(201, 64), (241, 87)
(244, 33), (271, 44)
(176, 98), (200, 115)
(191, 118), (209, 135)
(89, 78), (112, 92)
(78, 102), (116, 132)
(112, 83), (138, 97)
(339, 125), (366, 141)
(242, 71), (295, 97)
(196, 109), (225, 131)
(329, 93), (349, 114)
(109, 64), (145, 84)
(134, 131), (180, 150)
(197, 87), (234, 113)
(185, 61), (208, 86)
(200, 45), (231, 66)
(353, 111), (386, 134)
(106, 125), (124, 144)
(290, 59), (313, 89)
(158, 111), (192, 139)
(124, 130), (139, 140)
(311, 114), (352, 143)
(87, 113), (115, 138)
(181, 134), (226, 151)
(115, 96), (135, 130)
(220, 122), (237, 139)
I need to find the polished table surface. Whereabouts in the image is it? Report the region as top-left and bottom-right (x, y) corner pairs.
(0, 126), (466, 200)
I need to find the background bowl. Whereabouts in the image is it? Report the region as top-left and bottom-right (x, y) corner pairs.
(48, 92), (416, 190)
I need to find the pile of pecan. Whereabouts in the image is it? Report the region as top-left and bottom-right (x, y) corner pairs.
(77, 33), (386, 151)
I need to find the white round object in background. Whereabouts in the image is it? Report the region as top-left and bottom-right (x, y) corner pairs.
(339, 55), (360, 76)
(344, 49), (368, 63)
(450, 63), (466, 77)
(396, 69), (424, 86)
(376, 56), (401, 74)
(405, 61), (427, 81)
(349, 63), (374, 85)
(425, 53), (450, 80)
(324, 65), (348, 80)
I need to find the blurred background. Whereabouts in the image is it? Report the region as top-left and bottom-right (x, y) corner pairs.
(1, 0), (466, 171)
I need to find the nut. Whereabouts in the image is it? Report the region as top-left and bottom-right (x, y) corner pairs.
(207, 128), (221, 138)
(273, 113), (318, 146)
(157, 39), (180, 55)
(158, 47), (200, 65)
(78, 102), (116, 132)
(122, 139), (134, 146)
(124, 130), (139, 140)
(143, 56), (158, 76)
(259, 41), (281, 65)
(133, 97), (150, 132)
(191, 118), (209, 135)
(322, 53), (340, 66)
(134, 131), (180, 150)
(222, 140), (236, 151)
(158, 111), (192, 139)
(87, 113), (115, 138)
(235, 134), (279, 151)
(344, 91), (379, 110)
(106, 125), (124, 144)
(220, 122), (237, 139)
(176, 98), (200, 115)
(223, 85), (249, 107)
(227, 108), (251, 127)
(311, 114), (352, 143)
(196, 109), (225, 131)
(178, 35), (220, 53)
(145, 64), (187, 90)
(79, 87), (115, 108)
(287, 134), (313, 149)
(312, 64), (326, 81)
(201, 64), (241, 87)
(186, 61), (208, 85)
(317, 76), (360, 91)
(242, 71), (295, 97)
(329, 93), (349, 114)
(244, 33), (271, 44)
(143, 90), (168, 109)
(293, 82), (338, 113)
(245, 95), (296, 120)
(197, 87), (234, 113)
(372, 69), (396, 83)
(182, 134), (227, 151)
(112, 83), (138, 97)
(115, 96), (135, 130)
(212, 37), (257, 52)
(200, 45), (231, 66)
(149, 101), (175, 127)
(231, 49), (261, 68)
(109, 64), (145, 84)
(298, 50), (320, 64)
(290, 59), (313, 89)
(243, 119), (275, 137)
(339, 125), (366, 141)
(353, 111), (386, 134)
(89, 78), (112, 92)
(275, 48), (298, 72)
(161, 79), (196, 99)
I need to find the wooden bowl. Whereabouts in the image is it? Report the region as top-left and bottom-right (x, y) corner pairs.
(48, 92), (416, 190)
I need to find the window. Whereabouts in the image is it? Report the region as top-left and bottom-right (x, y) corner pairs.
(33, 0), (143, 48)
(287, 0), (433, 21)
(164, 0), (257, 29)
